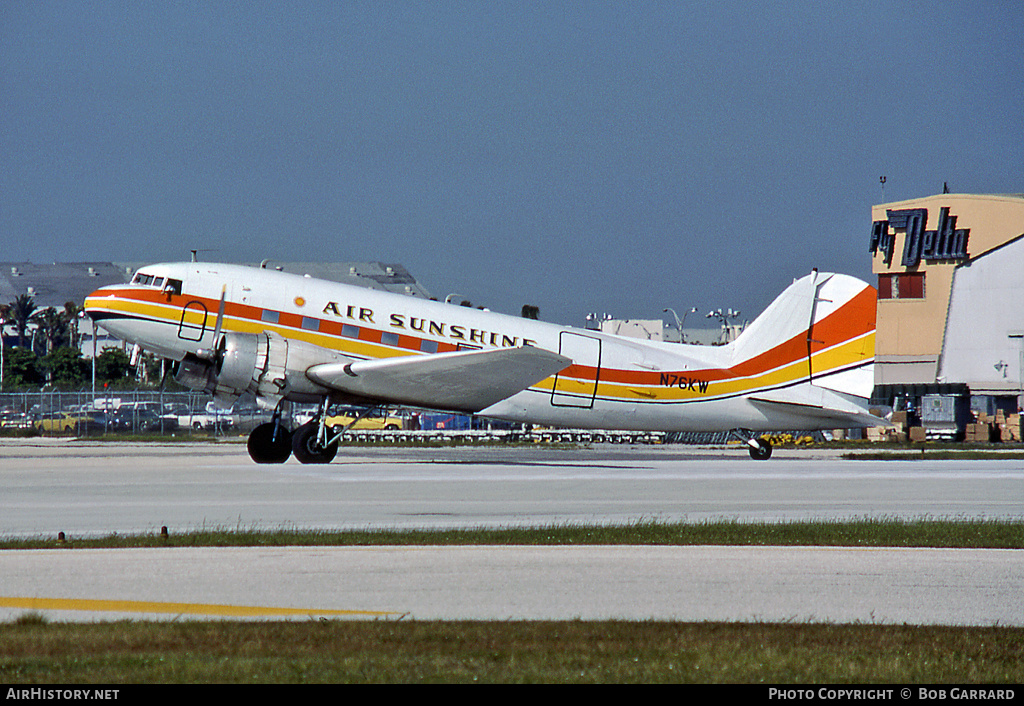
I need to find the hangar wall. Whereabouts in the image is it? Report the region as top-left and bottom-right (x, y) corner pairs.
(869, 193), (1024, 425)
(939, 236), (1024, 396)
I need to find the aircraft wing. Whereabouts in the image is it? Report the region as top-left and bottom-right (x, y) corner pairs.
(305, 346), (572, 413)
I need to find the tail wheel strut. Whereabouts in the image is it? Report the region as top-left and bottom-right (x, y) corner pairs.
(730, 429), (773, 460)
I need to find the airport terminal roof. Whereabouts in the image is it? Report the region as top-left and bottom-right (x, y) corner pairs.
(0, 261), (432, 310)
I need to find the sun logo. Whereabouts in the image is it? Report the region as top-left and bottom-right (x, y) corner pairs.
(294, 296), (306, 307)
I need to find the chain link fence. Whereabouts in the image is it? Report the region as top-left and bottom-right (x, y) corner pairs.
(0, 389), (273, 437)
(2, 389), (837, 445)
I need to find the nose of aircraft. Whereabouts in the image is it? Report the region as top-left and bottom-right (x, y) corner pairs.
(82, 282), (134, 340)
(83, 283), (118, 317)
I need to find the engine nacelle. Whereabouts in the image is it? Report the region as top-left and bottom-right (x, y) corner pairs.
(173, 331), (351, 406)
(172, 353), (218, 394)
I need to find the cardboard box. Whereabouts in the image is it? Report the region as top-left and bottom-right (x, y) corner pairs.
(965, 422), (993, 442)
(908, 426), (927, 442)
(1001, 415), (1021, 441)
(866, 427), (888, 442)
(891, 411), (908, 430)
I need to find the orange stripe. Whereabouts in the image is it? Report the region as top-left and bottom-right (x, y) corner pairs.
(90, 284), (875, 395)
(573, 284), (876, 387)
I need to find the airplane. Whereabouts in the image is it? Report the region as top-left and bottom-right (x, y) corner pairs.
(84, 262), (882, 463)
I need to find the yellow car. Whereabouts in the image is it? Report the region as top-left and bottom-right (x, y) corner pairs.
(34, 411), (105, 435)
(326, 409), (403, 431)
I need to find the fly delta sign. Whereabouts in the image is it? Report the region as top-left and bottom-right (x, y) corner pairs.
(870, 207), (970, 267)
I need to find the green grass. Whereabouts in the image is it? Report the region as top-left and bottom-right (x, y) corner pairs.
(3, 517), (1022, 550)
(1, 620), (1021, 683)
(844, 449), (1024, 460)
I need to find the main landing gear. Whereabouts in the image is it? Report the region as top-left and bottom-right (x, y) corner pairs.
(247, 419), (337, 464)
(730, 430), (773, 460)
(290, 420), (338, 464)
(245, 400), (380, 465)
(247, 406), (293, 464)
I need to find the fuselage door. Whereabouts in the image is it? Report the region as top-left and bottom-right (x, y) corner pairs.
(551, 332), (601, 408)
(178, 300), (209, 342)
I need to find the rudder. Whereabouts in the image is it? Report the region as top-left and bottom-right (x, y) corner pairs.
(728, 271), (876, 399)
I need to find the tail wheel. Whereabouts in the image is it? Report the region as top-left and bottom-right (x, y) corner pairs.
(748, 437), (773, 460)
(291, 421), (338, 464)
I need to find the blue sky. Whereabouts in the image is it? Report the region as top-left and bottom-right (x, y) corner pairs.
(2, 1), (1022, 327)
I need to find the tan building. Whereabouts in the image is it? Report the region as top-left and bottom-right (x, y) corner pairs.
(870, 193), (1024, 426)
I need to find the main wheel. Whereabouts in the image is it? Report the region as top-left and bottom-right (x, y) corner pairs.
(247, 422), (293, 464)
(748, 437), (772, 460)
(291, 421), (338, 464)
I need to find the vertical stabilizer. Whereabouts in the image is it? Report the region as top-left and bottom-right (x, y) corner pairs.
(728, 271), (876, 399)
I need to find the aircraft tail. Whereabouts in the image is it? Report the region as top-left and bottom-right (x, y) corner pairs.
(727, 270), (877, 401)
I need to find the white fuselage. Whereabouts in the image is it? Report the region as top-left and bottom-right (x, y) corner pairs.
(85, 262), (878, 433)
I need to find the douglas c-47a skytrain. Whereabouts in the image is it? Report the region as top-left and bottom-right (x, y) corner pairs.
(84, 262), (883, 463)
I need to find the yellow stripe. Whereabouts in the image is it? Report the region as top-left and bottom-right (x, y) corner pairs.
(91, 294), (874, 405)
(588, 332), (876, 403)
(0, 596), (398, 618)
(92, 296), (421, 362)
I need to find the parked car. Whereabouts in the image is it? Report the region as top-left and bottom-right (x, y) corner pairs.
(175, 404), (235, 431)
(34, 410), (106, 435)
(0, 411), (33, 430)
(326, 407), (404, 431)
(107, 408), (178, 433)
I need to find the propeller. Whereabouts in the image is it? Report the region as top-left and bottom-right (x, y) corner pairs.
(197, 284), (228, 363)
(212, 284), (227, 344)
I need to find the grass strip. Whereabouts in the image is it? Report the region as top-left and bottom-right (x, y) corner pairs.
(1, 619), (1022, 683)
(844, 450), (1024, 460)
(3, 518), (1022, 550)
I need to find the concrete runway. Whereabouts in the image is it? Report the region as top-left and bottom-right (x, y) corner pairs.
(0, 439), (1021, 624)
(2, 545), (1021, 625)
(2, 439), (1022, 536)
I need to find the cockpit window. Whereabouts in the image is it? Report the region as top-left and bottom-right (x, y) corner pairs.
(131, 272), (182, 295)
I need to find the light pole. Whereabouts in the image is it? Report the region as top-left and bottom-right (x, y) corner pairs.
(79, 311), (96, 397)
(664, 307), (698, 343)
(706, 308), (742, 343)
(0, 314), (5, 393)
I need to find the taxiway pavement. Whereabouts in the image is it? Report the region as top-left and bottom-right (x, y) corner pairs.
(2, 545), (1021, 625)
(1, 439), (1021, 537)
(1, 440), (1021, 624)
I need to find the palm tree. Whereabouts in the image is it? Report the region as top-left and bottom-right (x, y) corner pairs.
(30, 307), (69, 356)
(9, 294), (37, 349)
(0, 303), (10, 346)
(63, 301), (80, 349)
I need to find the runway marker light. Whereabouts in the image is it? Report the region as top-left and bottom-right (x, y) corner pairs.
(57, 532), (65, 543)
(160, 526), (169, 539)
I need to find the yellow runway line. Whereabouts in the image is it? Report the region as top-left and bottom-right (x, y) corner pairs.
(0, 596), (399, 618)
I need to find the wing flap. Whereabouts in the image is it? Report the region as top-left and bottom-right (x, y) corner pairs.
(306, 346), (572, 413)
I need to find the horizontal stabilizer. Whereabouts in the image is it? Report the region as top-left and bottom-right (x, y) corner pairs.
(749, 386), (890, 429)
(306, 346), (571, 413)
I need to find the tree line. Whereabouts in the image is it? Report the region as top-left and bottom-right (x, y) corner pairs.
(0, 294), (149, 390)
